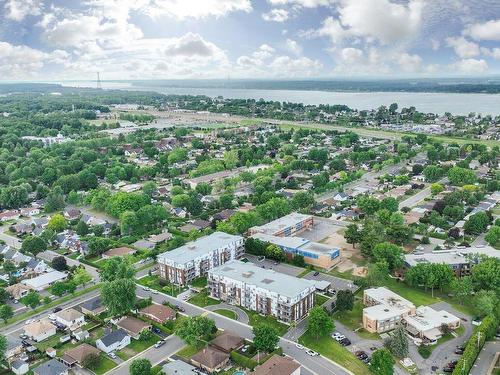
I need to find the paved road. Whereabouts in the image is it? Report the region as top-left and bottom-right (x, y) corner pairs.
(471, 341), (499, 375)
(399, 177), (448, 209)
(38, 250), (100, 280)
(205, 303), (250, 324)
(0, 224), (22, 249)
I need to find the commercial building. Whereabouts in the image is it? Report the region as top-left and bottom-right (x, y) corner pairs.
(362, 287), (416, 333)
(157, 232), (244, 286)
(208, 260), (316, 323)
(402, 306), (460, 344)
(249, 213), (340, 269)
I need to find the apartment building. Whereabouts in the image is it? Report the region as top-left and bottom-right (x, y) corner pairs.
(208, 260), (316, 323)
(402, 306), (460, 344)
(249, 213), (340, 269)
(362, 287), (416, 333)
(157, 232), (244, 286)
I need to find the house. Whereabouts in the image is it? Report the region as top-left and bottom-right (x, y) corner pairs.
(54, 308), (85, 331)
(210, 331), (244, 353)
(25, 259), (48, 274)
(63, 208), (81, 221)
(116, 316), (151, 339)
(73, 330), (90, 342)
(148, 231), (172, 244)
(6, 336), (24, 360)
(80, 296), (106, 315)
(139, 304), (176, 324)
(24, 319), (57, 342)
(171, 207), (187, 218)
(162, 360), (198, 375)
(20, 207), (40, 217)
(61, 343), (100, 367)
(180, 219), (211, 233)
(96, 329), (131, 354)
(0, 210), (20, 222)
(102, 246), (136, 259)
(12, 223), (33, 235)
(5, 283), (32, 300)
(46, 348), (56, 358)
(33, 359), (69, 375)
(252, 354), (301, 375)
(212, 209), (236, 222)
(190, 346), (230, 373)
(21, 271), (67, 291)
(132, 239), (155, 250)
(11, 360), (29, 375)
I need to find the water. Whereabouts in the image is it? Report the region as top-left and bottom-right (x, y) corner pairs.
(60, 81), (500, 116)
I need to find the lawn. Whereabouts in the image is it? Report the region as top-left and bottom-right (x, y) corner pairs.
(136, 275), (187, 297)
(214, 309), (238, 320)
(35, 333), (66, 352)
(314, 294), (329, 307)
(332, 300), (380, 340)
(188, 289), (220, 307)
(241, 307), (289, 336)
(177, 342), (205, 359)
(93, 354), (118, 375)
(299, 330), (371, 375)
(190, 277), (207, 288)
(116, 334), (159, 360)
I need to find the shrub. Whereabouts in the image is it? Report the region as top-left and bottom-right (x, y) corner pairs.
(230, 351), (258, 370)
(418, 345), (431, 359)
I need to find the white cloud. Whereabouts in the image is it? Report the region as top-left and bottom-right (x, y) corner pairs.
(481, 47), (500, 60)
(451, 58), (488, 74)
(315, 17), (348, 44)
(339, 0), (423, 44)
(253, 44), (275, 60)
(4, 0), (42, 21)
(269, 0), (335, 7)
(446, 36), (480, 58)
(145, 0), (252, 19)
(464, 19), (500, 41)
(395, 52), (422, 73)
(262, 8), (289, 22)
(430, 39), (440, 51)
(268, 56), (323, 76)
(285, 39), (302, 55)
(164, 33), (224, 58)
(340, 47), (364, 65)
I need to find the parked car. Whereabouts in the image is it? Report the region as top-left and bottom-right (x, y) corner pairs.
(241, 345), (250, 353)
(442, 367), (453, 373)
(154, 340), (165, 348)
(295, 343), (304, 350)
(53, 307), (62, 313)
(109, 352), (117, 359)
(19, 334), (28, 340)
(175, 305), (185, 312)
(152, 327), (161, 335)
(340, 338), (351, 346)
(454, 348), (464, 355)
(313, 271), (319, 276)
(472, 318), (482, 326)
(306, 349), (319, 356)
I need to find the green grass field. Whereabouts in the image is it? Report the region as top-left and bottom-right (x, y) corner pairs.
(188, 289), (220, 307)
(93, 354), (118, 375)
(214, 309), (238, 320)
(177, 342), (205, 359)
(333, 300), (380, 340)
(241, 307), (289, 336)
(314, 294), (330, 307)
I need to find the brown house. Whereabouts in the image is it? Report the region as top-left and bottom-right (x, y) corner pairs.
(191, 347), (229, 373)
(139, 304), (176, 324)
(253, 354), (301, 375)
(61, 343), (100, 367)
(210, 331), (244, 353)
(116, 316), (151, 339)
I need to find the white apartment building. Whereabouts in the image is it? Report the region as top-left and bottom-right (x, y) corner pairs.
(208, 260), (316, 323)
(157, 232), (244, 286)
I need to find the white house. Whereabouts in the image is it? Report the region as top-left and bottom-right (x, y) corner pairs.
(96, 329), (130, 354)
(11, 360), (29, 375)
(24, 319), (57, 342)
(54, 308), (85, 331)
(21, 271), (67, 291)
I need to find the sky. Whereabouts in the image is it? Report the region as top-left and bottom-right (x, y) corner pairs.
(1, 0), (500, 80)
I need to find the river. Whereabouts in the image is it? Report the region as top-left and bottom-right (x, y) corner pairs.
(60, 81), (500, 116)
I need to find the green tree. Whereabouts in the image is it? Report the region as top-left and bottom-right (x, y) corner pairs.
(21, 236), (47, 256)
(372, 242), (404, 272)
(447, 166), (477, 185)
(384, 326), (408, 358)
(264, 244), (285, 262)
(344, 224), (362, 249)
(195, 182), (212, 196)
(369, 348), (395, 375)
(87, 237), (112, 256)
(75, 220), (89, 236)
(81, 352), (101, 370)
(430, 183), (444, 195)
(335, 290), (354, 312)
(175, 316), (216, 346)
(471, 257), (500, 292)
(101, 279), (136, 316)
(51, 256), (67, 271)
(308, 306), (334, 339)
(100, 257), (135, 282)
(72, 267), (93, 286)
(223, 150), (238, 169)
(472, 290), (498, 317)
(0, 305), (13, 323)
(0, 334), (6, 362)
(48, 214), (67, 232)
(464, 211), (490, 235)
(45, 186), (65, 212)
(130, 359), (152, 375)
(253, 324), (280, 353)
(367, 261), (389, 286)
(485, 226), (500, 247)
(423, 165), (444, 182)
(450, 276), (474, 305)
(23, 291), (41, 309)
(120, 211), (139, 235)
(291, 191), (315, 209)
(142, 181), (157, 197)
(380, 197), (398, 213)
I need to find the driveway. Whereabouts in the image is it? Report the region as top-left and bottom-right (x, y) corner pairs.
(205, 303), (250, 324)
(303, 271), (359, 293)
(471, 341), (499, 375)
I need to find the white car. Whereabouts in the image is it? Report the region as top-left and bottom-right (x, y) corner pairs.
(142, 286), (150, 291)
(151, 290), (159, 294)
(306, 349), (319, 356)
(295, 343), (304, 350)
(24, 319), (35, 325)
(108, 352), (117, 359)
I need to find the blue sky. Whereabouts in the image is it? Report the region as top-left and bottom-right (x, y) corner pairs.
(1, 0), (500, 80)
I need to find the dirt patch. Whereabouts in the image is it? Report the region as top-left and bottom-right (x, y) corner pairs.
(323, 232), (368, 277)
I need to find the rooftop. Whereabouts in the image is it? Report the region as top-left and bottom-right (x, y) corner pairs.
(253, 354), (301, 375)
(209, 260), (316, 299)
(33, 358), (68, 375)
(405, 246), (500, 267)
(157, 232), (243, 265)
(21, 270), (67, 289)
(365, 287), (415, 310)
(251, 212), (312, 235)
(403, 306), (460, 332)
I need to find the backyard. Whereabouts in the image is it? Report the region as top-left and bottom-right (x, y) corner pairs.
(137, 275), (187, 297)
(333, 299), (380, 340)
(241, 307), (289, 336)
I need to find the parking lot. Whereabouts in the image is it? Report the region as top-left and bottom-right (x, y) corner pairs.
(303, 271), (359, 293)
(243, 254), (305, 277)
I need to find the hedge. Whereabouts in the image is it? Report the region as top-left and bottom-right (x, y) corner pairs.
(230, 351), (258, 370)
(452, 314), (498, 375)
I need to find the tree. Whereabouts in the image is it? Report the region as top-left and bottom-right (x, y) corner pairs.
(472, 290), (498, 317)
(405, 263), (453, 297)
(380, 197), (398, 213)
(447, 166), (477, 186)
(120, 211), (139, 235)
(450, 276), (474, 305)
(142, 181), (157, 197)
(485, 226), (500, 247)
(335, 290), (354, 312)
(369, 348), (395, 375)
(130, 359), (152, 375)
(195, 182), (212, 196)
(264, 244), (285, 262)
(430, 183), (444, 195)
(101, 279), (136, 316)
(291, 191), (315, 209)
(464, 211), (490, 235)
(51, 256), (67, 271)
(45, 186), (65, 212)
(51, 282), (69, 297)
(471, 257), (500, 293)
(175, 316), (216, 346)
(0, 305), (13, 323)
(360, 220), (385, 257)
(81, 352), (101, 370)
(292, 255), (306, 267)
(48, 214), (67, 232)
(76, 220), (89, 236)
(87, 237), (112, 256)
(23, 291), (41, 309)
(357, 196), (380, 215)
(308, 306), (334, 339)
(73, 267), (93, 285)
(100, 257), (135, 282)
(423, 165), (444, 182)
(344, 224), (362, 248)
(2, 260), (16, 276)
(372, 242), (404, 272)
(21, 236), (47, 256)
(384, 326), (408, 358)
(367, 261), (389, 286)
(253, 324), (279, 353)
(0, 334), (6, 362)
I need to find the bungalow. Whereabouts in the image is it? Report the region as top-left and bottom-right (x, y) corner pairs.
(12, 223), (33, 235)
(162, 361), (197, 375)
(253, 354), (301, 375)
(0, 210), (20, 222)
(212, 209), (236, 222)
(63, 208), (81, 221)
(54, 308), (85, 331)
(5, 283), (32, 300)
(61, 343), (100, 367)
(24, 319), (57, 342)
(80, 296), (106, 315)
(22, 271), (67, 291)
(102, 246), (136, 259)
(210, 331), (244, 353)
(96, 329), (131, 354)
(116, 316), (151, 339)
(148, 231), (172, 244)
(180, 219), (211, 233)
(11, 360), (29, 375)
(139, 304), (176, 324)
(132, 239), (155, 251)
(171, 207), (187, 218)
(6, 336), (24, 360)
(191, 347), (229, 373)
(25, 259), (48, 274)
(33, 359), (69, 375)
(20, 207), (40, 217)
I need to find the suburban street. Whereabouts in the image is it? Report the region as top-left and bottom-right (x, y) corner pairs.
(399, 177), (448, 209)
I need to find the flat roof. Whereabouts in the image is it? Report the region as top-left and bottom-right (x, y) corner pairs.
(252, 212), (312, 235)
(209, 260), (315, 299)
(404, 306), (459, 332)
(157, 232), (243, 265)
(21, 270), (67, 288)
(364, 287), (415, 310)
(405, 246), (499, 267)
(251, 232), (309, 249)
(363, 303), (409, 320)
